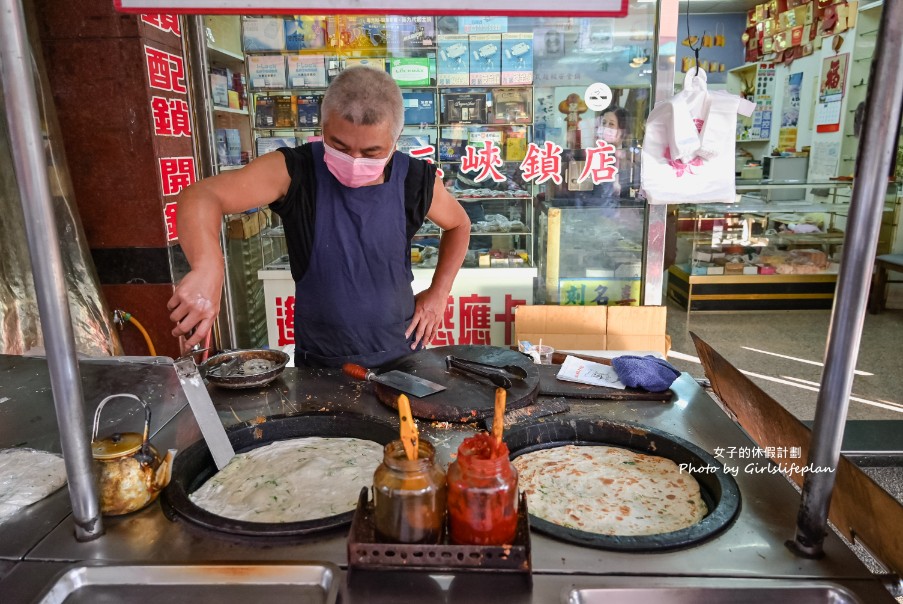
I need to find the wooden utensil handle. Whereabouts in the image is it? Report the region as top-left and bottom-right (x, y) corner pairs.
(343, 363), (370, 381)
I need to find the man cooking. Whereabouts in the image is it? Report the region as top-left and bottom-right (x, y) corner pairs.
(167, 66), (470, 367)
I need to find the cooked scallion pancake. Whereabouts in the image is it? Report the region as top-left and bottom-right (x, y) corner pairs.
(513, 445), (707, 536)
(190, 437), (382, 522)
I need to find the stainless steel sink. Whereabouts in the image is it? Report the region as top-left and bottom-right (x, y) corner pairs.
(33, 563), (338, 604)
(568, 581), (864, 604)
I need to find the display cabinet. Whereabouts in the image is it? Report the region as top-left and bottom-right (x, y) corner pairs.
(668, 179), (900, 312)
(536, 202), (647, 305)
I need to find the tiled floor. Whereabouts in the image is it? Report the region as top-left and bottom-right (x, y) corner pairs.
(665, 302), (903, 422)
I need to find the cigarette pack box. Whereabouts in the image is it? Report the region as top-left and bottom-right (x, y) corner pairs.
(210, 72), (229, 107)
(256, 136), (297, 156)
(249, 55), (287, 89)
(225, 128), (242, 165)
(501, 32), (534, 85)
(287, 55), (327, 88)
(345, 57), (386, 71)
(390, 57), (431, 87)
(492, 88), (532, 123)
(274, 95), (294, 128)
(283, 16), (326, 51)
(469, 34), (501, 86)
(242, 17), (286, 51)
(397, 134), (435, 156)
(254, 95), (276, 127)
(437, 34), (470, 86)
(402, 91), (436, 125)
(386, 15), (435, 49)
(443, 92), (488, 124)
(296, 94), (322, 127)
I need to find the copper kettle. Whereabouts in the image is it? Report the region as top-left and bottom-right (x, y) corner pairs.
(91, 394), (176, 516)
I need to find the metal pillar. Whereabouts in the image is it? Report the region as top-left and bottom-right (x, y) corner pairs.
(792, 0), (903, 556)
(0, 0), (103, 539)
(644, 0), (679, 305)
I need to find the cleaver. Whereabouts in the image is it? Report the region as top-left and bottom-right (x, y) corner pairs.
(343, 363), (446, 398)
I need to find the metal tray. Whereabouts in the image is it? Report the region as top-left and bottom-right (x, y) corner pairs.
(504, 418), (741, 552)
(347, 488), (532, 581)
(202, 349), (289, 389)
(32, 563), (338, 604)
(162, 412), (397, 538)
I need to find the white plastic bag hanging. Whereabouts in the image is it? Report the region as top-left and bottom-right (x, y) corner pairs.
(641, 69), (756, 205)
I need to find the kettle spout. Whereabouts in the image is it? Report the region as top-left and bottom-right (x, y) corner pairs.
(154, 448), (177, 491)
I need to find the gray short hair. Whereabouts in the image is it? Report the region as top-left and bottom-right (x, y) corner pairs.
(321, 66), (404, 138)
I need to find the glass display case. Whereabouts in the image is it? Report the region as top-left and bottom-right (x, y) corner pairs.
(668, 179), (901, 312)
(536, 202), (646, 305)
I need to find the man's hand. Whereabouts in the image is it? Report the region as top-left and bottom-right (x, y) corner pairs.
(167, 268), (223, 349)
(406, 286), (448, 349)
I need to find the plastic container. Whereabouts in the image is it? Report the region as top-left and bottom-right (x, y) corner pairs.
(447, 432), (519, 545)
(373, 439), (446, 544)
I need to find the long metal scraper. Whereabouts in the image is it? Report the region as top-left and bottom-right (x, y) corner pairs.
(174, 357), (235, 470)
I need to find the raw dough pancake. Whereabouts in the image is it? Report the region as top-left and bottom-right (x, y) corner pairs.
(0, 448), (67, 524)
(190, 436), (382, 523)
(513, 444), (707, 536)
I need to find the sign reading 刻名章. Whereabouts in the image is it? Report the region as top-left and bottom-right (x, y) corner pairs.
(114, 0), (627, 18)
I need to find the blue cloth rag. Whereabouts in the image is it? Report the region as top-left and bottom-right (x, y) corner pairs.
(611, 355), (680, 392)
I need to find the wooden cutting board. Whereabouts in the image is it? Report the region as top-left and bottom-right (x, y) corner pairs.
(536, 365), (674, 401)
(375, 345), (540, 422)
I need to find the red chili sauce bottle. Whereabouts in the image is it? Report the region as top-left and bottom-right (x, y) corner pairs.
(373, 439), (446, 544)
(447, 432), (519, 545)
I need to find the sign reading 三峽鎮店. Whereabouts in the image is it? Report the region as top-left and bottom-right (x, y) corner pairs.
(114, 0), (627, 18)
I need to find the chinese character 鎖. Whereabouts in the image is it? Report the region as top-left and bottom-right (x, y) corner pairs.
(519, 141), (562, 185)
(150, 96), (191, 137)
(141, 14), (181, 36)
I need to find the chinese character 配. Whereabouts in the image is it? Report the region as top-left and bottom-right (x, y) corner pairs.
(145, 46), (187, 94)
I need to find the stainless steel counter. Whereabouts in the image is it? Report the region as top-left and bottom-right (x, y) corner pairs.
(0, 356), (897, 602)
(0, 355), (189, 561)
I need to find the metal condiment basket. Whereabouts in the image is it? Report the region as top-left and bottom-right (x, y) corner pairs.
(346, 488), (532, 583)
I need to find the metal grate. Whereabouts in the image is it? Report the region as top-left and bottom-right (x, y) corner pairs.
(347, 488), (532, 581)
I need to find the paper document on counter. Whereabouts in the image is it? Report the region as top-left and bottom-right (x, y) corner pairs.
(556, 355), (626, 389)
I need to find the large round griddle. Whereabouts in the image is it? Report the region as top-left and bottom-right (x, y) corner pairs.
(375, 345), (540, 422)
(162, 412), (397, 538)
(505, 418), (741, 551)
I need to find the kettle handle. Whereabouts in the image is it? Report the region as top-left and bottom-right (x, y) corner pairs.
(91, 393), (151, 444)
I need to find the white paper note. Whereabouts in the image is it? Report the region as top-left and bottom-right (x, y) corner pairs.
(556, 355), (626, 389)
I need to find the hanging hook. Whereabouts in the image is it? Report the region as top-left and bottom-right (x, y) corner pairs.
(685, 0), (704, 77)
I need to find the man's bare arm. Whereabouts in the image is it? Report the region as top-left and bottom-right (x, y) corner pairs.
(405, 177), (471, 348)
(168, 152), (292, 348)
